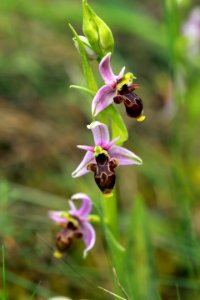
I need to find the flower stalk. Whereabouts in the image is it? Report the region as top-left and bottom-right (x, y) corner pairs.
(102, 189), (119, 239)
(49, 0), (144, 262)
(69, 20), (122, 242)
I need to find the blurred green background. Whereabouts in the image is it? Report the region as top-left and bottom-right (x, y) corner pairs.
(0, 0), (200, 299)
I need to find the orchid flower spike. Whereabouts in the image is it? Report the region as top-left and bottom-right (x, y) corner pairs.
(49, 193), (95, 258)
(72, 121), (142, 194)
(92, 52), (145, 121)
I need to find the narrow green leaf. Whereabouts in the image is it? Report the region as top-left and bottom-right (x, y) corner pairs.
(105, 228), (125, 253)
(125, 195), (158, 300)
(29, 281), (42, 300)
(69, 85), (95, 96)
(69, 23), (98, 92)
(98, 286), (127, 300)
(99, 105), (128, 145)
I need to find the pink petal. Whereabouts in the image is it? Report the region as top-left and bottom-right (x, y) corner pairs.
(77, 145), (94, 152)
(117, 66), (125, 81)
(81, 221), (96, 258)
(99, 52), (116, 84)
(99, 52), (125, 84)
(68, 200), (76, 215)
(109, 145), (142, 165)
(48, 211), (67, 224)
(72, 151), (95, 178)
(87, 121), (110, 147)
(92, 85), (116, 117)
(70, 193), (92, 219)
(104, 136), (120, 150)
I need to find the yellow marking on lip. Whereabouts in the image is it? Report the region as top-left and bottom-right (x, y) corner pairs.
(103, 192), (113, 198)
(137, 115), (146, 122)
(94, 146), (109, 158)
(117, 72), (136, 91)
(53, 250), (63, 259)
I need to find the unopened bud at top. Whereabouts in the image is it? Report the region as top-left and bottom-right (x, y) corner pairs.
(82, 0), (114, 59)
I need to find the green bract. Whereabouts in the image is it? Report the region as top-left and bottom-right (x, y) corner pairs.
(73, 35), (98, 60)
(82, 0), (114, 59)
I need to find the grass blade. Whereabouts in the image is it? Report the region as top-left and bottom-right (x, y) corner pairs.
(2, 245), (7, 300)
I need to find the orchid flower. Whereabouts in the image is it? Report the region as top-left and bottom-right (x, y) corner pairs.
(72, 121), (142, 194)
(49, 193), (95, 258)
(182, 7), (200, 56)
(92, 52), (145, 121)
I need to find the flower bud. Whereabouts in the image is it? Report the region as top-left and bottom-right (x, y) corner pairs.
(82, 0), (114, 58)
(73, 35), (98, 60)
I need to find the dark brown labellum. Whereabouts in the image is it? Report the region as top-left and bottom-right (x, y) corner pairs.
(113, 95), (124, 104)
(94, 170), (116, 194)
(56, 228), (73, 252)
(114, 84), (144, 118)
(124, 93), (143, 118)
(55, 221), (82, 253)
(87, 154), (118, 194)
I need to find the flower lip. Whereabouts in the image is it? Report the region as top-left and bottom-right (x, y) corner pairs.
(90, 156), (117, 194)
(114, 84), (144, 119)
(56, 226), (77, 253)
(124, 93), (143, 118)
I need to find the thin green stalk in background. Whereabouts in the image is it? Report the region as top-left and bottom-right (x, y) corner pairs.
(29, 281), (42, 300)
(5, 271), (52, 299)
(125, 194), (158, 300)
(98, 285), (127, 300)
(2, 245), (7, 300)
(176, 284), (181, 300)
(164, 0), (178, 80)
(164, 0), (200, 286)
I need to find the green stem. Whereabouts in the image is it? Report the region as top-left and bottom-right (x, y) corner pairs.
(164, 0), (178, 80)
(102, 189), (119, 239)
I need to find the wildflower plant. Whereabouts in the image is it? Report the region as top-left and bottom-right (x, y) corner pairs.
(49, 0), (146, 296)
